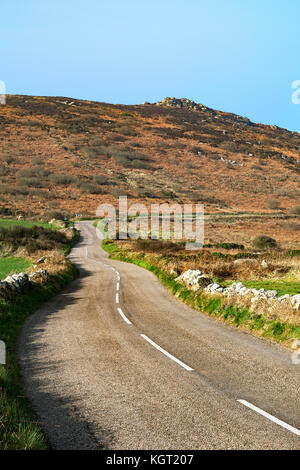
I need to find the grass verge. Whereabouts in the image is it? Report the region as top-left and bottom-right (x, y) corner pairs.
(102, 240), (300, 346)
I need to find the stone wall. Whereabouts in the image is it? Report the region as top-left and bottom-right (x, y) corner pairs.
(0, 269), (50, 301)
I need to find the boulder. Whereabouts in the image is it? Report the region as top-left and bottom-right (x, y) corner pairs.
(290, 294), (300, 310)
(176, 270), (212, 291)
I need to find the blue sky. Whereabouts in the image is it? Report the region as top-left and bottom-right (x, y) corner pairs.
(1, 0), (300, 131)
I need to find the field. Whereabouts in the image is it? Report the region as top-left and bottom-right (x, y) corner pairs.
(0, 218), (57, 230)
(0, 257), (32, 280)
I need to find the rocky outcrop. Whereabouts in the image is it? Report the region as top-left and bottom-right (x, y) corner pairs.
(155, 97), (210, 112)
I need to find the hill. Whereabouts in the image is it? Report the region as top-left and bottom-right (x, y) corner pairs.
(0, 94), (299, 220)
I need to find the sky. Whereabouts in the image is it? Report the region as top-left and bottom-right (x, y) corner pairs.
(1, 0), (300, 131)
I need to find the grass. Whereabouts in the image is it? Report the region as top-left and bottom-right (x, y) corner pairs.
(0, 257), (32, 280)
(224, 279), (300, 296)
(0, 218), (57, 230)
(102, 240), (300, 345)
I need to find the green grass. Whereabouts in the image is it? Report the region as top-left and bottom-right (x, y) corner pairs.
(102, 240), (300, 345)
(0, 257), (32, 280)
(0, 263), (78, 450)
(224, 279), (300, 296)
(0, 218), (57, 230)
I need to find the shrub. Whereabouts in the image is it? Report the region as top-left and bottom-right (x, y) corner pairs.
(0, 155), (15, 164)
(18, 177), (47, 188)
(0, 225), (68, 254)
(135, 239), (181, 253)
(117, 126), (137, 136)
(131, 160), (151, 169)
(18, 166), (50, 178)
(267, 199), (281, 210)
(94, 175), (108, 185)
(288, 206), (300, 215)
(32, 158), (44, 165)
(80, 183), (103, 194)
(111, 188), (130, 198)
(46, 211), (65, 221)
(252, 235), (277, 250)
(50, 174), (74, 185)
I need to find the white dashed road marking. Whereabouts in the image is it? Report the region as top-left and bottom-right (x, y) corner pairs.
(238, 400), (300, 437)
(117, 307), (132, 325)
(140, 334), (194, 372)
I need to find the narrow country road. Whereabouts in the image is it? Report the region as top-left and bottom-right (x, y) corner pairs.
(18, 221), (300, 450)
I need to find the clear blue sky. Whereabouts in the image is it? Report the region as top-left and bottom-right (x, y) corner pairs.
(1, 0), (300, 131)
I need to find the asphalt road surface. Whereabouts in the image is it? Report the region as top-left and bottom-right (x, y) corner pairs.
(19, 221), (300, 449)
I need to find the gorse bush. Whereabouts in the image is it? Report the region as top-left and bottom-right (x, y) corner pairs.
(135, 239), (181, 253)
(50, 174), (74, 185)
(18, 177), (47, 188)
(94, 175), (108, 185)
(0, 226), (68, 254)
(17, 166), (50, 178)
(252, 235), (277, 250)
(80, 182), (103, 194)
(267, 199), (281, 210)
(288, 206), (300, 215)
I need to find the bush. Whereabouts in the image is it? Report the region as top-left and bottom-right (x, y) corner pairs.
(267, 199), (281, 210)
(252, 235), (277, 250)
(135, 239), (181, 253)
(288, 206), (300, 215)
(94, 175), (108, 185)
(131, 160), (151, 169)
(46, 211), (66, 221)
(0, 225), (68, 254)
(117, 126), (137, 136)
(80, 183), (103, 194)
(18, 177), (47, 188)
(50, 174), (74, 185)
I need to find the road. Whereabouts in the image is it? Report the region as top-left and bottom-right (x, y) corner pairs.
(19, 221), (300, 449)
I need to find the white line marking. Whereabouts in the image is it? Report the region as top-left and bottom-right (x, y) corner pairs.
(238, 400), (300, 437)
(116, 293), (119, 303)
(116, 282), (120, 291)
(117, 307), (132, 325)
(117, 275), (120, 281)
(140, 334), (194, 371)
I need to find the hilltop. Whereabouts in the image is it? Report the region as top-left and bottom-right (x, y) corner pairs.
(0, 94), (299, 220)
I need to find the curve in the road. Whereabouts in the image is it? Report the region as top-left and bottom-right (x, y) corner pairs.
(18, 221), (300, 449)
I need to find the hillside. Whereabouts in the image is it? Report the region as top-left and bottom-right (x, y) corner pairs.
(0, 94), (299, 220)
